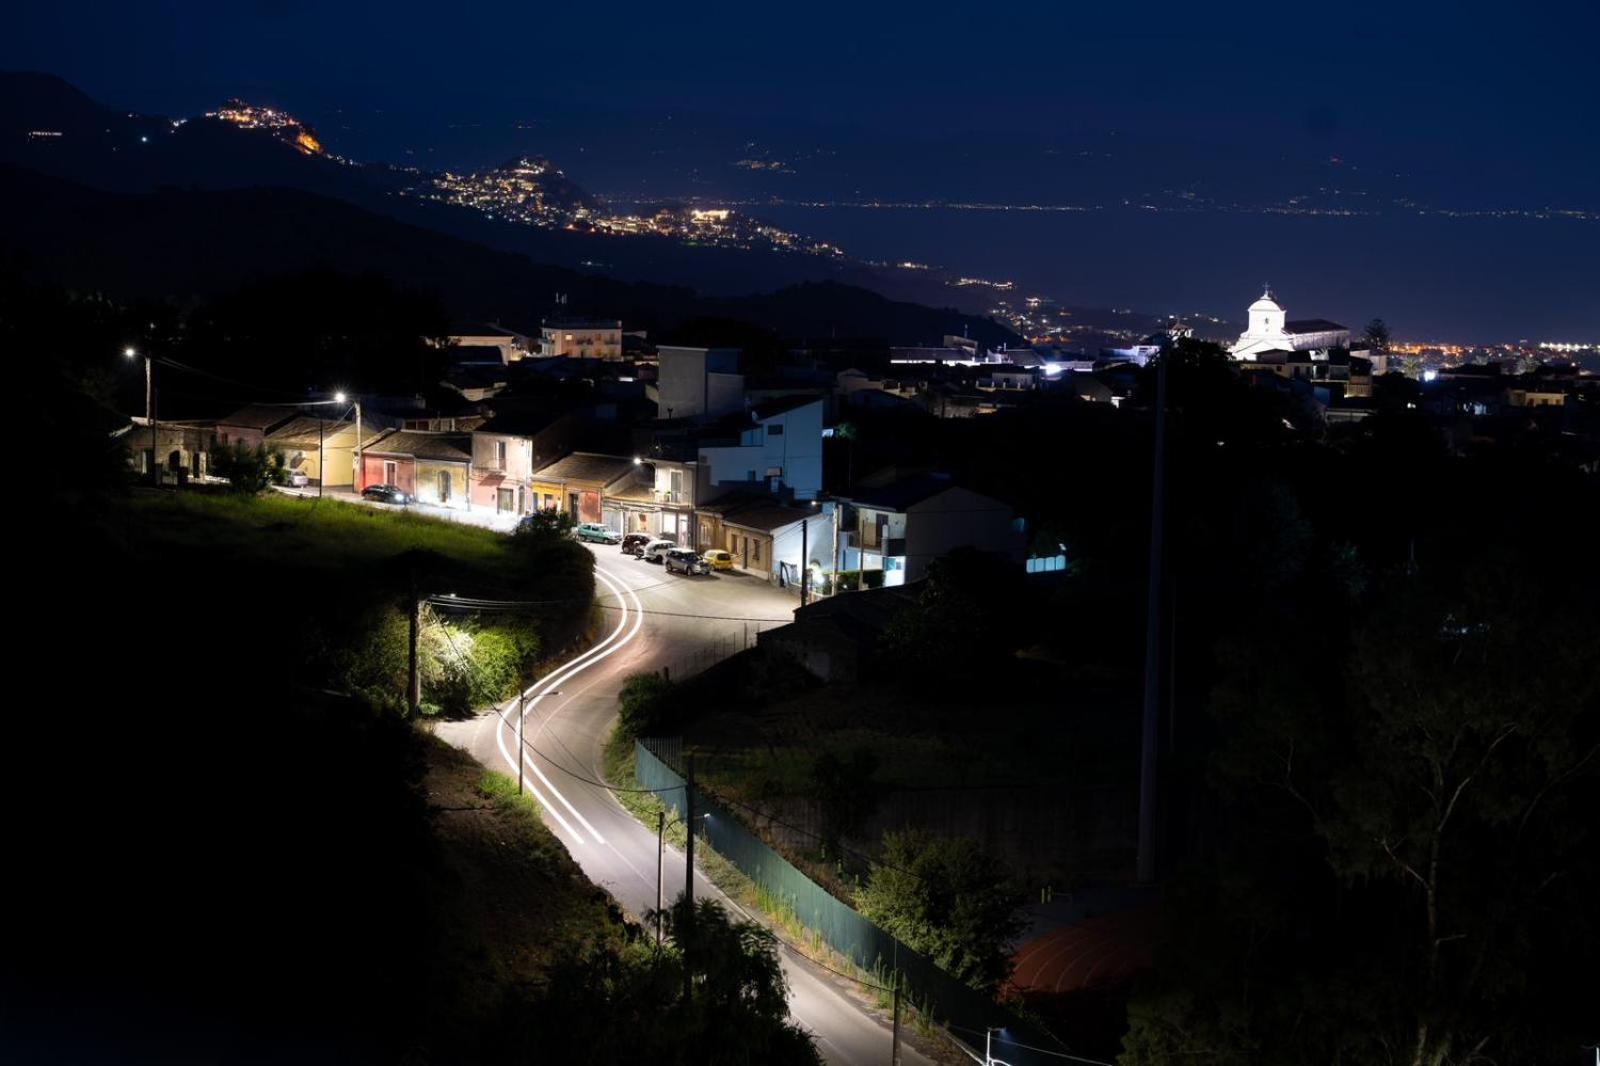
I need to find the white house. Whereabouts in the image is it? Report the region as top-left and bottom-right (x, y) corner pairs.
(696, 396), (825, 501)
(1230, 287), (1351, 360)
(837, 474), (1021, 586)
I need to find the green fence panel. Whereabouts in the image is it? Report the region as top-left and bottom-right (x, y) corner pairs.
(635, 739), (1067, 1066)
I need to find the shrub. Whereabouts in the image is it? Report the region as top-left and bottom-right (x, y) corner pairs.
(856, 828), (1025, 994)
(617, 672), (677, 738)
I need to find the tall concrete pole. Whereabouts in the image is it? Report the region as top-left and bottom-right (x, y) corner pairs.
(408, 581), (422, 716)
(1136, 354), (1168, 885)
(146, 355), (156, 483)
(684, 753), (695, 912)
(683, 752), (696, 1004)
(800, 518), (809, 607)
(354, 401), (364, 492)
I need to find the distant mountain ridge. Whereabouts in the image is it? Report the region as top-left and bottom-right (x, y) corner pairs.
(0, 160), (1016, 348)
(0, 70), (1007, 317)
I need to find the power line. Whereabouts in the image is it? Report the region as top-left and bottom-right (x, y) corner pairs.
(945, 1024), (1112, 1065)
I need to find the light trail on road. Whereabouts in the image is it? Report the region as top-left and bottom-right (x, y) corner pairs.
(492, 563), (645, 846)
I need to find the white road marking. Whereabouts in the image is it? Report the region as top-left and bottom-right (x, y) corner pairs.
(493, 563), (645, 846)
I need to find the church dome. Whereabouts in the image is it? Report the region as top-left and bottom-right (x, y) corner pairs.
(1248, 287), (1282, 315)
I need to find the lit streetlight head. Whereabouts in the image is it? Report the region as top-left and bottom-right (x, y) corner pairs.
(633, 456), (643, 465)
(335, 391), (348, 403)
(123, 346), (137, 359)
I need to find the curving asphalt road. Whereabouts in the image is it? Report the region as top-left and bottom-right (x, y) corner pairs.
(438, 544), (933, 1066)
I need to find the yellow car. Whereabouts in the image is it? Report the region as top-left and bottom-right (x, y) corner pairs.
(702, 549), (735, 571)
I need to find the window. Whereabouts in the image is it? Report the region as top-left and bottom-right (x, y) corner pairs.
(438, 470), (451, 502)
(747, 470), (757, 482)
(495, 440), (508, 470)
(766, 423), (783, 436)
(753, 539), (761, 564)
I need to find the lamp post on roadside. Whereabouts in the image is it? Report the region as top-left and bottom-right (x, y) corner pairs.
(800, 499), (819, 607)
(515, 687), (561, 796)
(335, 391), (362, 492)
(124, 346), (155, 481)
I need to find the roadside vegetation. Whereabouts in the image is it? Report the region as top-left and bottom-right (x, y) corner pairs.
(116, 489), (594, 715)
(9, 278), (817, 1062)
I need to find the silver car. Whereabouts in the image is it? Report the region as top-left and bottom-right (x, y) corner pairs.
(664, 547), (709, 575)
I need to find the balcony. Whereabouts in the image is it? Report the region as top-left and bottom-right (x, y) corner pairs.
(656, 489), (689, 505)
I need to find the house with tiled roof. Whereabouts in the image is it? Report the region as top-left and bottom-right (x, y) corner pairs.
(263, 416), (363, 488)
(834, 471), (1020, 586)
(360, 430), (473, 509)
(530, 452), (638, 525)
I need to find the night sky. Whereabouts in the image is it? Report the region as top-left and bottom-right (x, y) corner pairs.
(7, 1), (1597, 338)
(8, 0), (1597, 200)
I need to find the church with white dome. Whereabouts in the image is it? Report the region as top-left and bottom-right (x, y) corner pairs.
(1230, 287), (1350, 360)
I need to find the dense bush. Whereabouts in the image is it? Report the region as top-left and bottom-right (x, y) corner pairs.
(617, 671), (677, 738)
(856, 828), (1026, 994)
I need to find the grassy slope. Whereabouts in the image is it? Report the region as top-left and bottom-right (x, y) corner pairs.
(120, 490), (514, 577)
(421, 734), (630, 1041)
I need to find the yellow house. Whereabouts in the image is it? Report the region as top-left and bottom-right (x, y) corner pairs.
(530, 452), (637, 524)
(264, 417), (359, 487)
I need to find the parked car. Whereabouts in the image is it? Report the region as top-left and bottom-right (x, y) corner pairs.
(362, 484), (409, 505)
(702, 549), (735, 571)
(640, 539), (677, 564)
(283, 469), (310, 488)
(620, 533), (652, 556)
(664, 547), (710, 575)
(573, 522), (621, 544)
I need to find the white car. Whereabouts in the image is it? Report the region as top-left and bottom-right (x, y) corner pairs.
(640, 539), (677, 563)
(284, 470), (310, 487)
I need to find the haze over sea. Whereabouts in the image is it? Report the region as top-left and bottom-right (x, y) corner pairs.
(755, 204), (1599, 344)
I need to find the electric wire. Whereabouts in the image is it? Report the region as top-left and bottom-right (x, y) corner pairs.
(944, 1024), (1113, 1065)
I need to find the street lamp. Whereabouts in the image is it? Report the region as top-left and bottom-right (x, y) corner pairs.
(984, 1027), (1013, 1066)
(124, 345), (155, 481)
(335, 391), (364, 492)
(516, 687), (561, 796)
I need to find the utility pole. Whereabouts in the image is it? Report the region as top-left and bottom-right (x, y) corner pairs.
(1136, 353), (1168, 885)
(517, 682), (527, 795)
(354, 399), (364, 491)
(683, 752), (696, 1005)
(126, 347), (155, 481)
(800, 517), (809, 607)
(831, 500), (841, 597)
(408, 579), (422, 715)
(147, 352), (157, 484)
(656, 810), (665, 947)
(684, 753), (695, 912)
(890, 973), (902, 1066)
(318, 417), (325, 499)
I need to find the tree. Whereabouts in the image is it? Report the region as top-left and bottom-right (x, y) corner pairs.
(1123, 536), (1600, 1065)
(1315, 561), (1599, 1066)
(209, 440), (276, 493)
(879, 550), (1021, 683)
(1364, 317), (1392, 350)
(513, 506), (575, 542)
(857, 828), (1026, 993)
